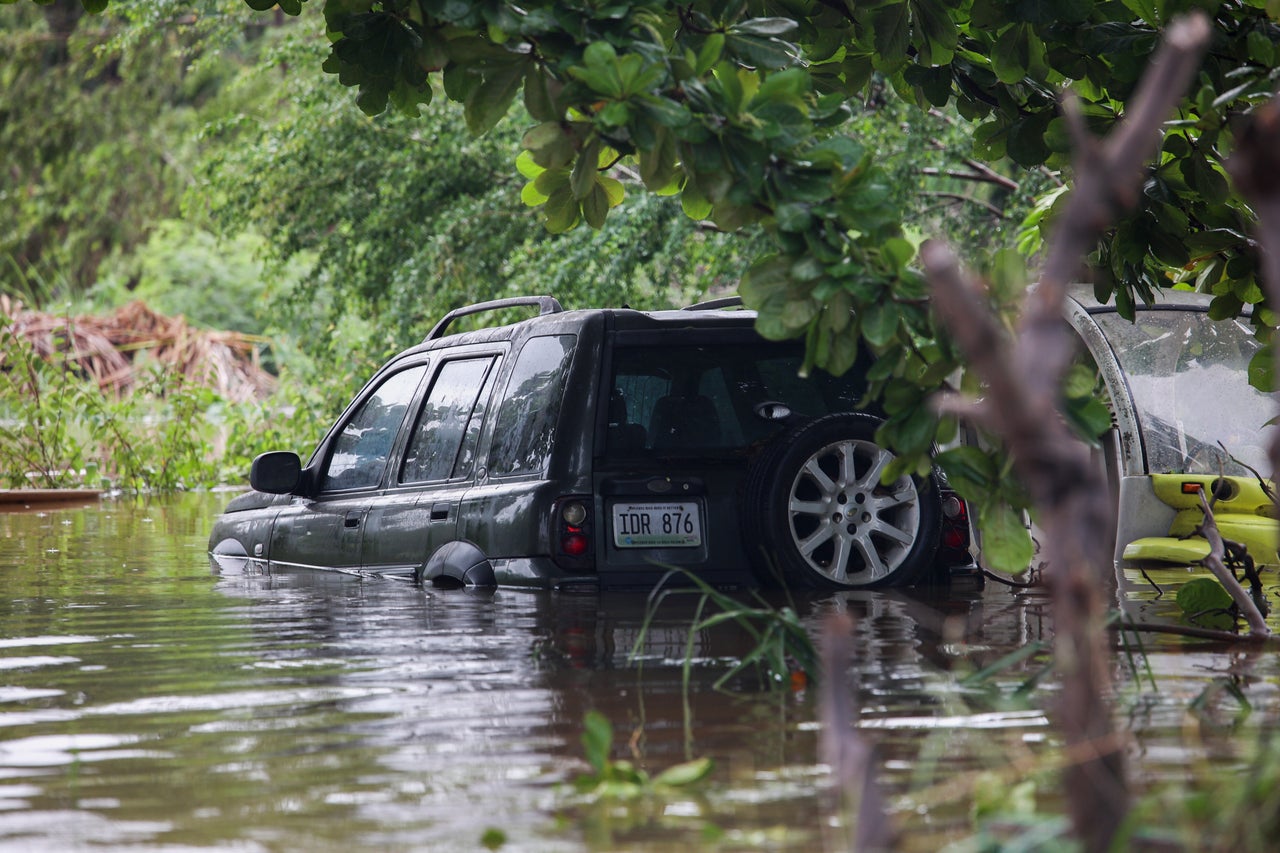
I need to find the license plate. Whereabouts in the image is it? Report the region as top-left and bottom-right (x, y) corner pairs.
(611, 501), (701, 548)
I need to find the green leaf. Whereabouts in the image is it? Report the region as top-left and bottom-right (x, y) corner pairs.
(681, 183), (713, 220)
(1248, 344), (1275, 392)
(697, 33), (726, 74)
(464, 62), (525, 134)
(1208, 293), (1243, 321)
(543, 185), (580, 232)
(524, 65), (559, 122)
(639, 126), (679, 191)
(522, 122), (578, 170)
(884, 404), (935, 457)
(730, 17), (799, 37)
(935, 446), (998, 503)
(582, 181), (610, 228)
(861, 300), (899, 346)
(1176, 577), (1234, 623)
(725, 33), (797, 69)
(871, 3), (910, 71)
(881, 237), (915, 272)
(520, 180), (549, 206)
(739, 255), (792, 309)
(992, 24), (1033, 84)
(910, 0), (958, 66)
(979, 502), (1034, 575)
(774, 202), (812, 232)
(1006, 112), (1052, 166)
(581, 711), (613, 774)
(571, 138), (600, 200)
(653, 757), (714, 787)
(599, 175), (625, 206)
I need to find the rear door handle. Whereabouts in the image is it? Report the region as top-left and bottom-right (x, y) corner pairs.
(430, 502), (450, 521)
(344, 512), (361, 529)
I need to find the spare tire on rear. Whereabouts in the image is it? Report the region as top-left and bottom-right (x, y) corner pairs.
(741, 412), (941, 589)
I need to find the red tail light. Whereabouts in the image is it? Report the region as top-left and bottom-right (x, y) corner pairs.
(553, 497), (593, 569)
(939, 491), (972, 557)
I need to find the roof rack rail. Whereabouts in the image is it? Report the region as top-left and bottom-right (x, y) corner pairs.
(682, 296), (743, 311)
(425, 296), (564, 341)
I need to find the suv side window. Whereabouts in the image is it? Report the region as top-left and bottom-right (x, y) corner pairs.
(322, 365), (427, 492)
(488, 335), (575, 478)
(400, 357), (496, 484)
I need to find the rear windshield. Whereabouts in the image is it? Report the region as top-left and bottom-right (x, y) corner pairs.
(606, 342), (866, 455)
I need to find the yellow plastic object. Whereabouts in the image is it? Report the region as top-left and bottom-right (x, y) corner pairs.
(1122, 536), (1210, 564)
(1122, 474), (1278, 569)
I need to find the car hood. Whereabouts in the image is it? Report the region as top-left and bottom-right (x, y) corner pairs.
(221, 490), (294, 513)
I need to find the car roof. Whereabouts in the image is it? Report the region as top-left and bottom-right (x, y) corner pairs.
(1066, 283), (1217, 313)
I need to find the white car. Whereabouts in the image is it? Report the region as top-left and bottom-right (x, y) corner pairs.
(1065, 286), (1276, 571)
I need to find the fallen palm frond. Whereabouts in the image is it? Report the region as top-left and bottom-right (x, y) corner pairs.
(0, 296), (275, 403)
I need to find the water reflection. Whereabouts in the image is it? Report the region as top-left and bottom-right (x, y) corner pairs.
(0, 495), (1276, 850)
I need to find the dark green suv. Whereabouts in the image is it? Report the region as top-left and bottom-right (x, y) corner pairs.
(209, 297), (972, 589)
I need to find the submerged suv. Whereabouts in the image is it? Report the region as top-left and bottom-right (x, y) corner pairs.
(209, 296), (972, 590)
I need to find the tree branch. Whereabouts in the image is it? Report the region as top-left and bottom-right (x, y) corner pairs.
(1196, 491), (1271, 636)
(921, 13), (1213, 850)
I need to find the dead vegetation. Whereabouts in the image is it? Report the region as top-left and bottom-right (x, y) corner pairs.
(1, 296), (276, 403)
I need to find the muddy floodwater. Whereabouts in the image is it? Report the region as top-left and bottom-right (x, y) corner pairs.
(1, 494), (1278, 852)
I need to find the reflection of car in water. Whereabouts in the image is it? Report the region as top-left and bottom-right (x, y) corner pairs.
(1064, 286), (1277, 570)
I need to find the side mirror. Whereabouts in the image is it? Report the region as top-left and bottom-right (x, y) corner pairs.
(250, 451), (302, 494)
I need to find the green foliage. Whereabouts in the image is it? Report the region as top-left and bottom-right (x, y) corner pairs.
(197, 27), (760, 358)
(572, 709), (713, 800)
(0, 327), (217, 491)
(633, 570), (820, 693)
(1175, 577), (1237, 630)
(0, 325), (96, 488)
(0, 2), (259, 302)
(87, 221), (294, 336)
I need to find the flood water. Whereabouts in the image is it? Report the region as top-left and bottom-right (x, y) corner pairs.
(1, 493), (1278, 852)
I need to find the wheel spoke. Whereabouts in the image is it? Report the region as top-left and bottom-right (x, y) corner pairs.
(876, 483), (917, 509)
(837, 441), (859, 489)
(852, 534), (889, 580)
(856, 445), (893, 490)
(871, 519), (914, 546)
(800, 457), (836, 496)
(789, 497), (826, 516)
(798, 520), (836, 557)
(827, 532), (853, 582)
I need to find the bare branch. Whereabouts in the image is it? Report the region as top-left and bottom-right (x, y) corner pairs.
(1196, 491), (1271, 637)
(922, 14), (1213, 850)
(921, 167), (1019, 192)
(920, 191), (1006, 219)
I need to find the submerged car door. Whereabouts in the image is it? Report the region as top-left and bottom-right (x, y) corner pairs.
(268, 363), (430, 572)
(360, 353), (502, 576)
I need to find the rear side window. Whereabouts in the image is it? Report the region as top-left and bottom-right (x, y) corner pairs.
(608, 343), (865, 454)
(400, 357), (497, 484)
(488, 335), (576, 477)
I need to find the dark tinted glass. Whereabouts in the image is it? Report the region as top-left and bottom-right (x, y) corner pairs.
(322, 365), (427, 491)
(488, 335), (575, 477)
(401, 357), (494, 484)
(608, 343), (864, 454)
